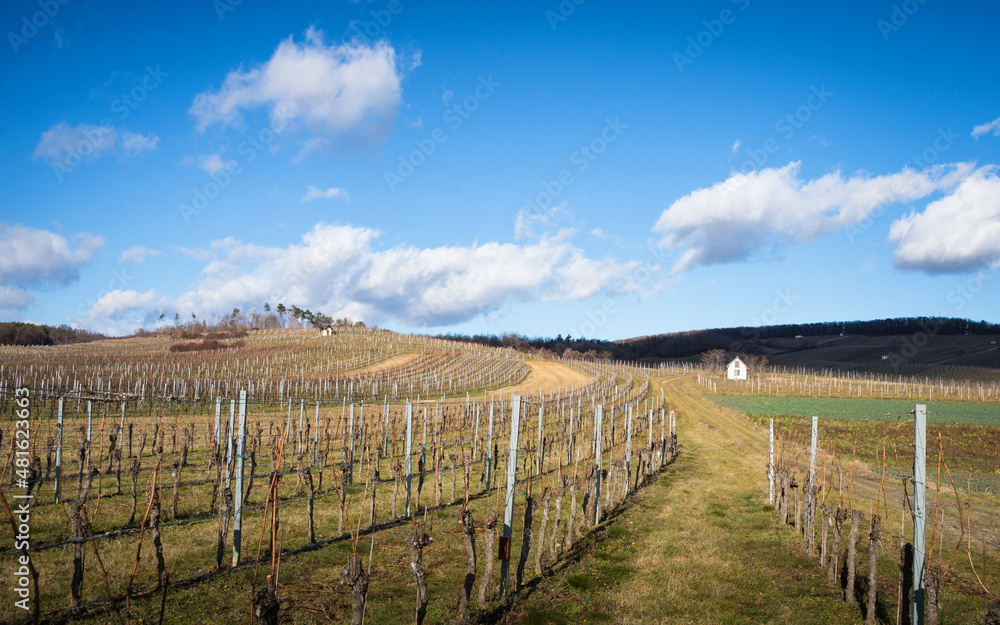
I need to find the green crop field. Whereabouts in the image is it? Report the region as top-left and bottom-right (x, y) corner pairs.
(707, 393), (1000, 503)
(706, 395), (1000, 425)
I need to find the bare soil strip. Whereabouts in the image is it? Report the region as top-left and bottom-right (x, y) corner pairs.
(345, 352), (420, 375)
(495, 360), (592, 398)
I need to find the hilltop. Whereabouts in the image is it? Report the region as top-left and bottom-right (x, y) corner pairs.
(440, 316), (1000, 379)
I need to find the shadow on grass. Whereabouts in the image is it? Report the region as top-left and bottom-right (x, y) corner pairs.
(474, 452), (680, 625)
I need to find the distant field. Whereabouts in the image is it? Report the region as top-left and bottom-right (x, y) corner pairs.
(707, 394), (1000, 425)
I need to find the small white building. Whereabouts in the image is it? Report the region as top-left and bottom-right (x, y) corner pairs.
(319, 325), (335, 336)
(727, 357), (747, 380)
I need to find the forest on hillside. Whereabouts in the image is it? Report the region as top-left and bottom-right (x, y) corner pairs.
(0, 322), (106, 347)
(435, 316), (1000, 362)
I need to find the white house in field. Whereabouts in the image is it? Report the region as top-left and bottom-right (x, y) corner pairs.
(727, 357), (747, 380)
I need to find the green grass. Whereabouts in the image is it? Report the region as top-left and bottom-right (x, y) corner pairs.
(504, 452), (865, 625)
(708, 394), (1000, 498)
(707, 395), (1000, 425)
(503, 378), (877, 625)
(496, 375), (1000, 624)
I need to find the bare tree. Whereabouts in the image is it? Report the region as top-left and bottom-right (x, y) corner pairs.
(741, 353), (769, 376)
(699, 348), (726, 371)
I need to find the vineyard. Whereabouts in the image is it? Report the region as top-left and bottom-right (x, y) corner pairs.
(702, 369), (1000, 402)
(0, 327), (533, 403)
(0, 329), (677, 624)
(701, 374), (1000, 623)
(5, 327), (1000, 623)
(707, 395), (1000, 426)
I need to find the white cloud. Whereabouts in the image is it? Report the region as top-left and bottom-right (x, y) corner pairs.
(80, 223), (637, 333)
(301, 185), (349, 202)
(730, 139), (741, 154)
(889, 166), (1000, 272)
(0, 286), (33, 313)
(514, 202), (571, 240)
(88, 289), (166, 319)
(75, 289), (171, 336)
(0, 223), (103, 315)
(119, 245), (161, 263)
(119, 132), (159, 156)
(653, 161), (974, 273)
(0, 223), (103, 286)
(198, 153), (236, 174)
(33, 122), (158, 165)
(189, 27), (413, 143)
(972, 116), (1000, 139)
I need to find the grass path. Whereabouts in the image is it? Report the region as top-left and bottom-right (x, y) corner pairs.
(497, 374), (865, 624)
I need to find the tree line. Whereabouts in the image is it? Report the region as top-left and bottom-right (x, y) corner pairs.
(434, 316), (1000, 362)
(0, 322), (105, 347)
(150, 303), (367, 334)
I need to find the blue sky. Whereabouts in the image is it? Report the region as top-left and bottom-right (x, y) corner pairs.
(2, 0), (1000, 339)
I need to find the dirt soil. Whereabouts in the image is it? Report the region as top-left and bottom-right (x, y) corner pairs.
(346, 352), (420, 375)
(495, 360), (593, 398)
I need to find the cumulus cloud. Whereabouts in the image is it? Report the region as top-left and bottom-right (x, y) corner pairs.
(0, 223), (103, 315)
(88, 289), (167, 319)
(0, 286), (33, 313)
(33, 122), (158, 166)
(301, 185), (349, 202)
(653, 161), (974, 273)
(189, 27), (412, 143)
(75, 289), (171, 336)
(0, 223), (103, 286)
(889, 166), (1000, 272)
(80, 223), (637, 333)
(119, 245), (161, 263)
(972, 116), (1000, 139)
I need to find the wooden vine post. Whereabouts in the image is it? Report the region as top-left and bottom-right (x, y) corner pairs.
(594, 405), (603, 525)
(499, 395), (522, 598)
(54, 398), (64, 503)
(912, 403), (927, 625)
(804, 416), (818, 552)
(768, 418), (775, 505)
(625, 404), (633, 494)
(213, 397), (221, 459)
(536, 402), (544, 476)
(405, 401), (413, 517)
(231, 390), (248, 566)
(485, 403), (494, 492)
